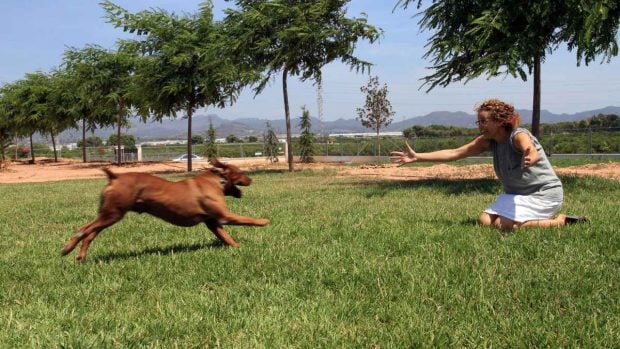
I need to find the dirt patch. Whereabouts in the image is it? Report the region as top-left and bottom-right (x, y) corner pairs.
(338, 162), (620, 181)
(0, 158), (618, 184)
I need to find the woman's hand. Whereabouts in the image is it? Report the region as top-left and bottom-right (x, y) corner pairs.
(521, 146), (540, 169)
(390, 141), (417, 166)
(513, 132), (540, 169)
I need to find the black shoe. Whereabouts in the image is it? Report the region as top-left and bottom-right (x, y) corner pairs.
(564, 215), (589, 225)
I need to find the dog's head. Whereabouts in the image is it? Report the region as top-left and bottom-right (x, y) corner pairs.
(209, 158), (252, 198)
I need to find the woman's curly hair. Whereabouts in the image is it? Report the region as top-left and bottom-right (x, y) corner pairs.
(475, 98), (521, 131)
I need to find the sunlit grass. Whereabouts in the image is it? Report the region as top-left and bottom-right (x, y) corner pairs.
(0, 169), (618, 347)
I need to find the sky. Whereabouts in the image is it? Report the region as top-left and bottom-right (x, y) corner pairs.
(1, 0), (619, 122)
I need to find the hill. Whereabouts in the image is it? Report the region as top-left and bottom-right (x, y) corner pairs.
(57, 106), (620, 142)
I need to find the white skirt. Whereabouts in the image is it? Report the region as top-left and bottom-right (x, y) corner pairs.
(484, 193), (563, 223)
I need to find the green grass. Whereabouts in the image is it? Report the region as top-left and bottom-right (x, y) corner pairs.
(1, 169), (618, 348)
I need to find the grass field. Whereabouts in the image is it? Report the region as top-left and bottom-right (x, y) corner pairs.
(1, 167), (618, 348)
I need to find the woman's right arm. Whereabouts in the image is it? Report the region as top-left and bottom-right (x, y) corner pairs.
(390, 136), (489, 165)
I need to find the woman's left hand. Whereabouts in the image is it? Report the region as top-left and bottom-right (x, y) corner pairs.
(521, 146), (540, 169)
(390, 141), (417, 166)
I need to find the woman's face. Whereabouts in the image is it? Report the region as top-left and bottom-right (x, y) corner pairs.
(477, 110), (503, 140)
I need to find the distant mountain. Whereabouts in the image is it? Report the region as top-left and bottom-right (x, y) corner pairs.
(388, 111), (475, 129)
(56, 106), (620, 143)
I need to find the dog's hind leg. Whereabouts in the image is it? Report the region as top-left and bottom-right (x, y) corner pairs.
(60, 219), (98, 257)
(61, 210), (125, 262)
(205, 220), (239, 247)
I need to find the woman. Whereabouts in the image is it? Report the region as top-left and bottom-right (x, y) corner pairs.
(390, 98), (586, 230)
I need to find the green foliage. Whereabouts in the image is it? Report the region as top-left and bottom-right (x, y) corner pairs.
(0, 88), (15, 161)
(205, 119), (217, 160)
(76, 136), (103, 148)
(395, 0), (619, 136)
(107, 134), (137, 152)
(263, 121), (280, 163)
(226, 134), (242, 143)
(298, 106), (315, 163)
(0, 171), (618, 347)
(63, 45), (139, 164)
(357, 76), (395, 155)
(356, 76), (395, 133)
(396, 0), (620, 90)
(101, 0), (253, 171)
(223, 0), (381, 93)
(223, 0), (381, 170)
(191, 135), (204, 145)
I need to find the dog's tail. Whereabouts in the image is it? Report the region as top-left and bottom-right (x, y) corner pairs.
(102, 168), (118, 181)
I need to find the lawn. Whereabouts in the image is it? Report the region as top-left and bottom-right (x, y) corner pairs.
(0, 168), (618, 348)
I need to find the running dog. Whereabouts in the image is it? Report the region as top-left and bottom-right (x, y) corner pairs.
(61, 159), (269, 262)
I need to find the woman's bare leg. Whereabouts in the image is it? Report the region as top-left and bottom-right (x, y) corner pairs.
(518, 214), (566, 228)
(478, 212), (499, 227)
(478, 212), (567, 230)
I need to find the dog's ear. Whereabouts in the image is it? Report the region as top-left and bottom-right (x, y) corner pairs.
(218, 161), (252, 186)
(211, 158), (226, 169)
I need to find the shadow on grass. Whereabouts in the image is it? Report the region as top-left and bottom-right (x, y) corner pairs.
(246, 168), (290, 176)
(93, 240), (227, 263)
(559, 174), (617, 190)
(348, 178), (501, 198)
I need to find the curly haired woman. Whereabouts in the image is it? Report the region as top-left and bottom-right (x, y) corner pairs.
(390, 98), (587, 230)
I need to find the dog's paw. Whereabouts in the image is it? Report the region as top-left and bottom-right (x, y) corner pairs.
(257, 218), (270, 226)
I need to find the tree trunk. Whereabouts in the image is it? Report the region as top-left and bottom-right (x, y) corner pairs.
(376, 128), (380, 156)
(117, 98), (124, 166)
(282, 69), (294, 172)
(532, 53), (541, 138)
(0, 134), (5, 162)
(29, 133), (35, 164)
(187, 103), (194, 172)
(51, 132), (58, 162)
(82, 118), (87, 162)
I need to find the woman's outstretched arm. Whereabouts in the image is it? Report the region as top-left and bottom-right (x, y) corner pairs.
(390, 136), (490, 165)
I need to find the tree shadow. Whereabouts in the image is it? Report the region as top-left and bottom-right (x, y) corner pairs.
(344, 178), (501, 198)
(246, 168), (290, 176)
(93, 240), (228, 263)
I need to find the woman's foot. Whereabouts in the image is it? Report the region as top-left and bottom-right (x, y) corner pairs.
(557, 213), (589, 226)
(564, 215), (589, 225)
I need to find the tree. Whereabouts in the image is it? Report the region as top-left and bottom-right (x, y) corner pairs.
(263, 122), (279, 163)
(1, 74), (53, 164)
(192, 135), (204, 145)
(297, 106), (315, 163)
(395, 0), (620, 138)
(63, 46), (117, 162)
(356, 76), (395, 156)
(0, 88), (15, 163)
(77, 136), (103, 148)
(205, 118), (217, 160)
(62, 46), (134, 164)
(107, 134), (137, 152)
(223, 0), (381, 171)
(45, 69), (82, 162)
(102, 1), (253, 172)
(226, 134), (242, 143)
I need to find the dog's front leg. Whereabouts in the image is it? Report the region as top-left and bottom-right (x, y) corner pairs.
(205, 221), (239, 247)
(219, 213), (270, 227)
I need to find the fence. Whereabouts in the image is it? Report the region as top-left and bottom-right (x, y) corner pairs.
(5, 127), (620, 163)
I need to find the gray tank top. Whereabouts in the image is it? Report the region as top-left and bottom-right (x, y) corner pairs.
(490, 128), (563, 201)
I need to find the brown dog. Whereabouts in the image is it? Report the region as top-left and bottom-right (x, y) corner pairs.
(61, 159), (269, 262)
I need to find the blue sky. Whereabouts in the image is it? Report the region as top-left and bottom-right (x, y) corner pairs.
(1, 0), (619, 122)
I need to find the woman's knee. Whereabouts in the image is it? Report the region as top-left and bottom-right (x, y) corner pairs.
(497, 216), (518, 230)
(478, 212), (495, 226)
